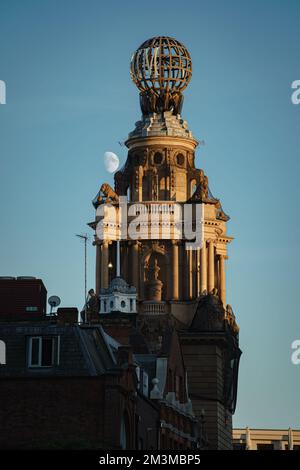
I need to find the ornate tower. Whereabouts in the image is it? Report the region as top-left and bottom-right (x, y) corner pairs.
(90, 36), (241, 449)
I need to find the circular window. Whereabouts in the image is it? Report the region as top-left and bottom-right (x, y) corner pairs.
(176, 153), (185, 166)
(121, 300), (126, 308)
(153, 152), (163, 165)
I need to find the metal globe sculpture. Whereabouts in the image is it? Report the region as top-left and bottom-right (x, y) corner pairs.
(130, 36), (192, 115)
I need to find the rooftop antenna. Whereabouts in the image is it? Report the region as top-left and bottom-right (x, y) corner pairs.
(48, 295), (61, 315)
(76, 233), (88, 322)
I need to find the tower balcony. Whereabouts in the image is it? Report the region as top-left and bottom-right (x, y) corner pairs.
(94, 200), (204, 243)
(141, 301), (167, 315)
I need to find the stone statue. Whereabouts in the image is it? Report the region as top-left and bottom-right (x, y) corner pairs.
(145, 257), (163, 301)
(225, 304), (240, 336)
(100, 183), (119, 203)
(148, 258), (160, 281)
(87, 289), (99, 314)
(190, 170), (209, 201)
(81, 288), (100, 323)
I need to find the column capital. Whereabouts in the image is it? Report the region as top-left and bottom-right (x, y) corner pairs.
(207, 238), (215, 293)
(128, 239), (141, 247)
(95, 239), (109, 247)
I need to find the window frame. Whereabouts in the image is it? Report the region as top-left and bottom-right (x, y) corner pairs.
(28, 336), (59, 368)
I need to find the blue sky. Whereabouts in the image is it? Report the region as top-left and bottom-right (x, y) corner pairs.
(0, 0), (300, 429)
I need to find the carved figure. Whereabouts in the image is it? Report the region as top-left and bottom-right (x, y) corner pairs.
(100, 183), (119, 203)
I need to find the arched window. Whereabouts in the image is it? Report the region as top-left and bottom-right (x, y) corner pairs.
(142, 175), (148, 201)
(176, 153), (185, 166)
(190, 179), (197, 197)
(153, 152), (163, 165)
(159, 176), (169, 200)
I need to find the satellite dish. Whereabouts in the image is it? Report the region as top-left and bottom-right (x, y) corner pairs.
(48, 295), (61, 314)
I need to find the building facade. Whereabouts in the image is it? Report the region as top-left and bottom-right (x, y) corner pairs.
(0, 281), (204, 449)
(0, 36), (241, 451)
(90, 36), (241, 449)
(233, 428), (300, 451)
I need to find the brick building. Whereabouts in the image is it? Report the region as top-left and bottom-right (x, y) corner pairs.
(0, 278), (204, 450)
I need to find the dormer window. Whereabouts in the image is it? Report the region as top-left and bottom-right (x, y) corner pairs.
(28, 336), (60, 368)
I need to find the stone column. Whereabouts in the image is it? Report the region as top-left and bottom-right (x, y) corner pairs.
(138, 166), (143, 201)
(200, 241), (207, 294)
(183, 243), (189, 300)
(208, 240), (215, 293)
(219, 255), (226, 306)
(188, 250), (193, 299)
(215, 256), (219, 291)
(131, 241), (139, 291)
(197, 248), (201, 296)
(171, 241), (179, 300)
(95, 243), (101, 295)
(101, 241), (109, 289)
(121, 242), (128, 283)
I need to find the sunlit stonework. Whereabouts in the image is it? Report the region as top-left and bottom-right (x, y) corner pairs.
(89, 36), (241, 449)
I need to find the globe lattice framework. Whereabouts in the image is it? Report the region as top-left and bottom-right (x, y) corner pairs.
(130, 36), (192, 115)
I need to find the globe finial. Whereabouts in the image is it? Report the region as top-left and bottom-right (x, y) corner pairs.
(130, 36), (192, 116)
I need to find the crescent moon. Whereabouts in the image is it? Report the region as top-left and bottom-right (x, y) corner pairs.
(104, 151), (120, 173)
